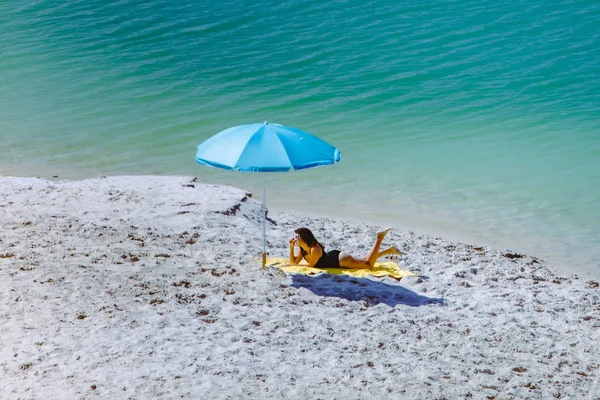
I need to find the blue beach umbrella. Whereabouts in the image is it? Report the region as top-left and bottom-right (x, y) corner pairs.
(195, 122), (341, 266)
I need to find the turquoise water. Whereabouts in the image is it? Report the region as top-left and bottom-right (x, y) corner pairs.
(1, 0), (599, 277)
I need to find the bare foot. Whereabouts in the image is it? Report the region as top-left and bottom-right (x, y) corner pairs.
(377, 227), (392, 240)
(389, 246), (403, 256)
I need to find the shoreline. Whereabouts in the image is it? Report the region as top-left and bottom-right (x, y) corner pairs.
(1, 175), (599, 398)
(5, 170), (596, 281)
(3, 169), (598, 280)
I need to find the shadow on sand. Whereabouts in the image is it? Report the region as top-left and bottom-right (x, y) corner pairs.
(290, 273), (445, 307)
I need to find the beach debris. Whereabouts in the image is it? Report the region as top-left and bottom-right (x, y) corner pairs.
(523, 382), (538, 390)
(175, 293), (198, 304)
(503, 253), (525, 259)
(476, 369), (495, 375)
(98, 304), (123, 313)
(265, 211), (277, 225)
(120, 253), (140, 262)
(196, 309), (209, 317)
(177, 231), (199, 245)
(215, 194), (251, 216)
(77, 314), (87, 320)
(217, 203), (241, 216)
(20, 363), (33, 371)
(127, 233), (144, 243)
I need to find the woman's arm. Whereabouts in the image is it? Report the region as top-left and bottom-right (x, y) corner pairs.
(289, 238), (304, 264)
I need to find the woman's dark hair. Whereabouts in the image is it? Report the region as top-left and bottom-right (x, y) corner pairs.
(295, 227), (325, 255)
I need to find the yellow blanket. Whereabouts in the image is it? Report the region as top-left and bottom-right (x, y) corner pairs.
(265, 257), (415, 281)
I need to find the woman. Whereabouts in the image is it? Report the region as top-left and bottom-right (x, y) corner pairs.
(289, 227), (402, 270)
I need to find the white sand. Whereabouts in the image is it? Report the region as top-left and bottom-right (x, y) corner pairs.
(1, 175), (599, 399)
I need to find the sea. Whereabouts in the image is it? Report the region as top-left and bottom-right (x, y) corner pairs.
(1, 0), (599, 278)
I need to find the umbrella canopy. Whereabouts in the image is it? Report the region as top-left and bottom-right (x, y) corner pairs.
(195, 122), (340, 172)
(195, 122), (341, 266)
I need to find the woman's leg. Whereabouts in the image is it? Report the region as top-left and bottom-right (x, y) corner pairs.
(337, 228), (392, 269)
(365, 228), (391, 266)
(377, 246), (402, 259)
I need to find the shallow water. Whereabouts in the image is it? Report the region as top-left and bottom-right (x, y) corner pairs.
(1, 0), (599, 276)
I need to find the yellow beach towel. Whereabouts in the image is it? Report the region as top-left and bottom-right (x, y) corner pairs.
(265, 257), (415, 281)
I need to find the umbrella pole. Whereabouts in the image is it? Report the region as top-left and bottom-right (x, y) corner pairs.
(262, 176), (266, 268)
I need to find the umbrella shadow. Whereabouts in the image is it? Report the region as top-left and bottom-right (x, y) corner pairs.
(290, 273), (445, 307)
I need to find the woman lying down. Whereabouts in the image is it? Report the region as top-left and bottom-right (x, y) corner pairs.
(288, 227), (402, 270)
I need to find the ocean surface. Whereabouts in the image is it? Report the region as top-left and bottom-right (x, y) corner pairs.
(1, 0), (599, 277)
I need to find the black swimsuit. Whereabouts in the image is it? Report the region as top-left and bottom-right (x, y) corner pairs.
(303, 247), (340, 269)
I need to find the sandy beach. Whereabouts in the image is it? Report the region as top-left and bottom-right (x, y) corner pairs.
(1, 175), (599, 399)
